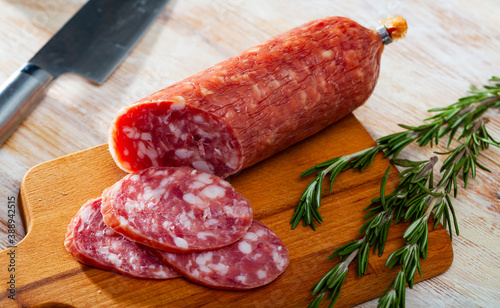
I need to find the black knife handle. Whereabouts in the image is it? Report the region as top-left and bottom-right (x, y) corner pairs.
(0, 63), (54, 146)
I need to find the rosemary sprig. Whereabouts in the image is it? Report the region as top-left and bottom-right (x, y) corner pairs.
(377, 117), (499, 307)
(308, 158), (437, 308)
(305, 77), (500, 308)
(291, 76), (500, 230)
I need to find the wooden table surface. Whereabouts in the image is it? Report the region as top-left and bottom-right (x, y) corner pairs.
(0, 0), (499, 307)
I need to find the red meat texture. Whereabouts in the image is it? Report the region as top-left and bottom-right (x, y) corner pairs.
(101, 167), (253, 253)
(150, 220), (290, 290)
(64, 198), (179, 279)
(109, 16), (383, 178)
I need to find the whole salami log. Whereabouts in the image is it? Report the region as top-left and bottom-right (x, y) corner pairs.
(109, 16), (407, 178)
(149, 220), (290, 290)
(101, 167), (253, 253)
(64, 198), (179, 279)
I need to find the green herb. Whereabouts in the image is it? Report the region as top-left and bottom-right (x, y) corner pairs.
(377, 117), (499, 307)
(301, 76), (500, 308)
(291, 76), (500, 230)
(308, 158), (436, 308)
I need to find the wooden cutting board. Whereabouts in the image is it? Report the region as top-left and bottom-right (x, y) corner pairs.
(0, 114), (453, 307)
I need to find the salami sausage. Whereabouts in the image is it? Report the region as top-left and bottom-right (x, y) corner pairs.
(101, 167), (253, 253)
(149, 220), (289, 290)
(109, 16), (407, 178)
(64, 198), (179, 279)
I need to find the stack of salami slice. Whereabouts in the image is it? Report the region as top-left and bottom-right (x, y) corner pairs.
(65, 167), (290, 290)
(65, 14), (407, 290)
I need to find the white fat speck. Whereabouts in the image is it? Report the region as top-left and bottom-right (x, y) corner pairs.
(243, 232), (257, 241)
(223, 206), (234, 215)
(256, 229), (266, 237)
(183, 193), (202, 205)
(178, 212), (192, 229)
(107, 253), (123, 267)
(142, 187), (154, 200)
(195, 252), (213, 266)
(141, 132), (152, 141)
(175, 148), (192, 159)
(277, 246), (282, 251)
(98, 247), (109, 255)
(322, 50), (334, 59)
(197, 173), (213, 184)
(183, 193), (195, 204)
(170, 97), (186, 110)
(238, 241), (252, 254)
(125, 199), (143, 212)
(119, 216), (129, 226)
(219, 180), (231, 188)
(152, 187), (166, 199)
(130, 175), (140, 182)
(193, 115), (205, 123)
(251, 84), (261, 99)
(192, 161), (213, 173)
(227, 154), (239, 169)
(200, 265), (211, 273)
(123, 126), (139, 139)
(162, 220), (173, 230)
(206, 218), (219, 226)
(200, 87), (215, 96)
(168, 123), (181, 138)
(191, 268), (200, 278)
(78, 205), (93, 232)
(273, 250), (287, 271)
(173, 236), (188, 249)
(208, 262), (229, 275)
(257, 270), (267, 279)
(235, 275), (247, 284)
(137, 141), (146, 159)
(103, 228), (114, 236)
(202, 207), (211, 220)
(123, 148), (129, 156)
(197, 232), (214, 240)
(154, 270), (168, 278)
(201, 185), (225, 199)
(145, 147), (159, 162)
(189, 181), (205, 189)
(160, 177), (171, 187)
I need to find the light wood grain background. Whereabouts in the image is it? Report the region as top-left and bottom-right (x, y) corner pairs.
(0, 0), (499, 307)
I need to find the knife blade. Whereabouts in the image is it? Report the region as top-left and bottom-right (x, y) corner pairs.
(0, 0), (170, 147)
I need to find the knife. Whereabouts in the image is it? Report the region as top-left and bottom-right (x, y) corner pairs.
(0, 0), (170, 147)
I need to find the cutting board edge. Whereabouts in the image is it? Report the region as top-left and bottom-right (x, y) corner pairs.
(1, 114), (455, 307)
(17, 144), (110, 236)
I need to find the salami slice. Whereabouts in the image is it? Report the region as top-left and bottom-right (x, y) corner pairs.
(109, 16), (407, 178)
(101, 167), (253, 253)
(149, 220), (289, 290)
(64, 198), (179, 279)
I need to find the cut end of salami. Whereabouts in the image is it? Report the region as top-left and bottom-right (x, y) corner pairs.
(64, 198), (179, 279)
(109, 16), (386, 178)
(109, 101), (242, 177)
(101, 167), (253, 253)
(150, 220), (290, 290)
